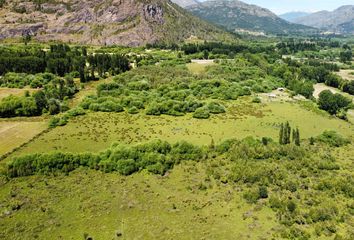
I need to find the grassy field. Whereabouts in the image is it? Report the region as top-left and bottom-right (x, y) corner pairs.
(336, 69), (354, 81)
(0, 119), (47, 157)
(0, 88), (39, 100)
(187, 60), (215, 74)
(0, 162), (280, 240)
(7, 98), (354, 159)
(313, 83), (354, 101)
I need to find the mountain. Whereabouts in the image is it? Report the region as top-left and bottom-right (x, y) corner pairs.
(187, 0), (316, 35)
(0, 0), (232, 46)
(293, 5), (354, 34)
(279, 12), (310, 22)
(171, 0), (200, 8)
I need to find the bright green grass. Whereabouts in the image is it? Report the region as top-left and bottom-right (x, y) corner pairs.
(8, 99), (354, 158)
(186, 62), (214, 74)
(0, 162), (278, 240)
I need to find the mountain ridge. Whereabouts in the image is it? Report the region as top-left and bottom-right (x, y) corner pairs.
(187, 0), (316, 35)
(0, 0), (233, 46)
(293, 5), (354, 34)
(279, 12), (310, 22)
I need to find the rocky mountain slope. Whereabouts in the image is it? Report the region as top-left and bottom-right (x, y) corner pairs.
(279, 12), (310, 22)
(171, 0), (199, 8)
(187, 0), (316, 35)
(0, 0), (232, 46)
(293, 5), (354, 34)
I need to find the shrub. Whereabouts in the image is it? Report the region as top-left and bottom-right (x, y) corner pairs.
(117, 159), (138, 175)
(207, 102), (226, 114)
(127, 106), (139, 114)
(193, 107), (210, 119)
(252, 97), (262, 103)
(243, 189), (260, 203)
(259, 186), (268, 198)
(316, 131), (350, 147)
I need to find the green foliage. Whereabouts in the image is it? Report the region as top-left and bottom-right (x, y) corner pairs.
(6, 140), (205, 177)
(193, 107), (210, 119)
(318, 90), (352, 115)
(315, 131), (350, 147)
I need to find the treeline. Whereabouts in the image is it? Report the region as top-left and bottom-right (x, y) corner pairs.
(181, 42), (275, 56)
(276, 39), (341, 55)
(0, 44), (130, 82)
(7, 129), (349, 178)
(7, 140), (205, 177)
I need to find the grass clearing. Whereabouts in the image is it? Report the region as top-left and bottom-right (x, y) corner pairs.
(8, 98), (354, 158)
(0, 162), (278, 240)
(336, 69), (354, 81)
(313, 83), (354, 102)
(187, 60), (215, 74)
(0, 88), (39, 100)
(0, 119), (47, 157)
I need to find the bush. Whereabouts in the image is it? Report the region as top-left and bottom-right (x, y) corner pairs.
(258, 186), (268, 198)
(252, 97), (262, 103)
(116, 159), (137, 175)
(193, 107), (210, 119)
(243, 189), (260, 203)
(316, 131), (350, 147)
(127, 106), (139, 114)
(207, 102), (226, 114)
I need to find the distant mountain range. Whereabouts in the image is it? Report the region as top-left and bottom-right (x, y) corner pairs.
(186, 0), (316, 35)
(171, 0), (200, 8)
(279, 12), (310, 22)
(0, 0), (232, 46)
(293, 5), (354, 34)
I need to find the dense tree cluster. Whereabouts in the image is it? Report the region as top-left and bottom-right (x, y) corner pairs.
(317, 90), (352, 115)
(276, 39), (341, 55)
(0, 75), (77, 117)
(0, 44), (130, 83)
(7, 140), (205, 177)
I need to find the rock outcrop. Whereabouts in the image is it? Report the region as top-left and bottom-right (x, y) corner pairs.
(0, 0), (231, 46)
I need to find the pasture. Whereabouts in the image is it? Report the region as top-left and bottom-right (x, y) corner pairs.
(0, 162), (278, 240)
(187, 60), (215, 74)
(0, 119), (47, 157)
(8, 98), (354, 158)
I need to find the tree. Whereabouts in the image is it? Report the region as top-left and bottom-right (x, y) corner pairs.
(318, 90), (351, 115)
(279, 123), (284, 145)
(295, 128), (300, 146)
(259, 186), (268, 199)
(22, 31), (32, 46)
(203, 50), (209, 60)
(340, 50), (352, 63)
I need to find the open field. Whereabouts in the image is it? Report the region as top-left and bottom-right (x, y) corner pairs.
(0, 88), (39, 100)
(336, 69), (354, 81)
(187, 60), (215, 74)
(0, 119), (47, 157)
(0, 163), (279, 240)
(313, 83), (354, 102)
(7, 98), (354, 158)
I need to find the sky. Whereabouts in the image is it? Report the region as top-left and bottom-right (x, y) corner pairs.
(200, 0), (354, 14)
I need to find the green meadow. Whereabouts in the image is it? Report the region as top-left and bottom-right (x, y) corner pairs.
(7, 98), (353, 158)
